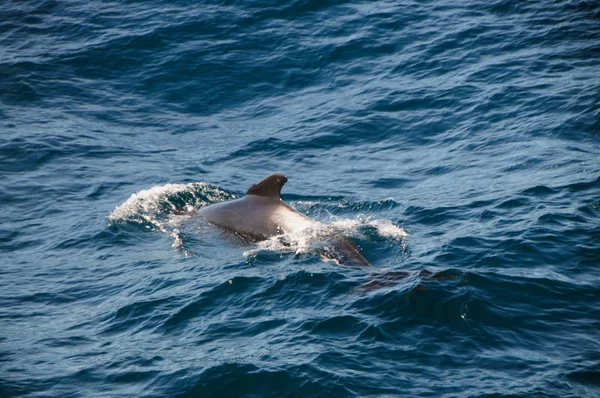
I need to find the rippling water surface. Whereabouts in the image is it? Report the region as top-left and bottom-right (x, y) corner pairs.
(1, 0), (599, 396)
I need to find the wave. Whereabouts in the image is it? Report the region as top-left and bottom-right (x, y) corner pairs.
(108, 182), (234, 255)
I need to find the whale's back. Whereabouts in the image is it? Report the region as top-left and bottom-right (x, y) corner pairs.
(198, 173), (370, 266)
(198, 195), (312, 239)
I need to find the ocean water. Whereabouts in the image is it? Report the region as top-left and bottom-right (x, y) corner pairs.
(1, 0), (599, 396)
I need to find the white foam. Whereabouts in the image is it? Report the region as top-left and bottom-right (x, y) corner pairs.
(243, 221), (332, 258)
(243, 216), (407, 259)
(109, 184), (187, 222)
(108, 182), (221, 224)
(329, 215), (407, 239)
(108, 182), (231, 257)
(369, 219), (408, 239)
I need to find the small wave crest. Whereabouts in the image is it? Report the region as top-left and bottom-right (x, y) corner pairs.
(108, 182), (234, 254)
(244, 216), (407, 262)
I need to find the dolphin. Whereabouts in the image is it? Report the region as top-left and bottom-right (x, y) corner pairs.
(198, 173), (371, 266)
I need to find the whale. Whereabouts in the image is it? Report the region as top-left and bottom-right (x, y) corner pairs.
(198, 173), (371, 266)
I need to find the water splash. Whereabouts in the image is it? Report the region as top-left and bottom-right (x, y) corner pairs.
(244, 216), (407, 262)
(108, 182), (234, 255)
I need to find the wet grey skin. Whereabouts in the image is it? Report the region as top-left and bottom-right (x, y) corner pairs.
(198, 173), (371, 266)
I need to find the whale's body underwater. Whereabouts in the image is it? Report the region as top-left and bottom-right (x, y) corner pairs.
(198, 173), (371, 266)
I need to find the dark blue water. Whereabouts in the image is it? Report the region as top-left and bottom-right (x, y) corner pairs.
(2, 0), (600, 396)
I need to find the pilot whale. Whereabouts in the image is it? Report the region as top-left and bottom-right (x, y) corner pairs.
(198, 173), (371, 266)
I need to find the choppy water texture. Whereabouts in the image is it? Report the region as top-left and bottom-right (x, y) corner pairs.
(2, 0), (600, 396)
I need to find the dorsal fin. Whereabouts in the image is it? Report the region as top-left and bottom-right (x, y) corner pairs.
(246, 173), (288, 198)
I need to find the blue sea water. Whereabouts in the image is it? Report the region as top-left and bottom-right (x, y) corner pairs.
(1, 0), (600, 396)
